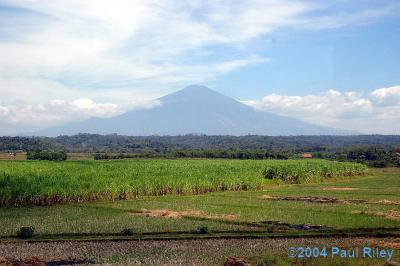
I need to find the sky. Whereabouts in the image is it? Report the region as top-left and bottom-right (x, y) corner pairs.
(0, 0), (399, 135)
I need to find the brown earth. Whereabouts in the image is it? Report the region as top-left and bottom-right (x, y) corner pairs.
(0, 257), (93, 266)
(224, 256), (250, 266)
(371, 239), (400, 250)
(0, 237), (398, 265)
(131, 208), (237, 221)
(375, 199), (400, 206)
(353, 210), (400, 220)
(259, 220), (332, 231)
(258, 195), (365, 204)
(322, 187), (360, 191)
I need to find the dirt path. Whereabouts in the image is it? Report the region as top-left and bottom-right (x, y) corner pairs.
(0, 237), (399, 265)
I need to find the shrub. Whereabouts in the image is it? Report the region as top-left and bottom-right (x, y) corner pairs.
(197, 226), (210, 234)
(368, 161), (387, 168)
(120, 228), (135, 236)
(16, 226), (34, 239)
(27, 151), (67, 161)
(94, 153), (105, 160)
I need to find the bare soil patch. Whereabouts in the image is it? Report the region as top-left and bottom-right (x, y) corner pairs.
(353, 210), (400, 220)
(373, 240), (400, 250)
(259, 220), (332, 231)
(382, 168), (400, 173)
(259, 195), (365, 204)
(131, 209), (237, 221)
(0, 237), (397, 265)
(374, 199), (400, 206)
(0, 257), (94, 266)
(322, 187), (360, 191)
(224, 256), (250, 266)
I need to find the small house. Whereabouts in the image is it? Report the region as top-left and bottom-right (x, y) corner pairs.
(302, 153), (313, 158)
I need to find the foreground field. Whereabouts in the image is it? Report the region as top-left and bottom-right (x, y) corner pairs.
(0, 167), (398, 265)
(0, 168), (398, 237)
(1, 237), (398, 265)
(0, 159), (367, 206)
(0, 168), (399, 265)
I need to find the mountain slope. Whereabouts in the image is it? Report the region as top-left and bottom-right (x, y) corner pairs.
(35, 85), (351, 136)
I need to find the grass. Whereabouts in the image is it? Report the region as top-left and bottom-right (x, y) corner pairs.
(0, 152), (91, 161)
(0, 168), (398, 238)
(0, 159), (367, 206)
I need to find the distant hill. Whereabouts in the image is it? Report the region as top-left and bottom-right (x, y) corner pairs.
(35, 85), (352, 136)
(2, 134), (399, 153)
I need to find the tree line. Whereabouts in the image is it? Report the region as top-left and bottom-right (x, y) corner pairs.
(1, 134), (399, 166)
(94, 149), (291, 160)
(2, 134), (400, 153)
(92, 147), (400, 167)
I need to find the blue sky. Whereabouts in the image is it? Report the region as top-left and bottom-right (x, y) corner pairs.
(216, 14), (400, 99)
(0, 0), (399, 134)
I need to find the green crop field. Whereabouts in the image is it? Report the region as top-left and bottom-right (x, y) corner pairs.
(0, 159), (367, 206)
(0, 167), (398, 237)
(0, 167), (399, 265)
(0, 159), (398, 265)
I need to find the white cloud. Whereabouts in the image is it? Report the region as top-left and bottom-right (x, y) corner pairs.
(296, 4), (398, 30)
(370, 86), (400, 106)
(0, 0), (282, 92)
(1, 1), (394, 100)
(243, 85), (400, 134)
(0, 95), (165, 134)
(0, 1), (398, 134)
(0, 98), (120, 126)
(130, 99), (162, 110)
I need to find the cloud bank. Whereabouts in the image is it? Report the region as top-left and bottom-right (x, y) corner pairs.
(0, 0), (398, 134)
(243, 86), (400, 134)
(1, 85), (398, 135)
(0, 98), (164, 132)
(0, 99), (119, 131)
(1, 0), (395, 102)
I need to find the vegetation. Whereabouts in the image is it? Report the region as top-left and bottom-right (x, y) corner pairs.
(0, 140), (396, 265)
(0, 159), (367, 206)
(26, 150), (67, 161)
(197, 226), (210, 234)
(93, 147), (400, 167)
(2, 134), (400, 152)
(1, 134), (399, 166)
(0, 161), (397, 265)
(0, 168), (398, 237)
(16, 226), (34, 239)
(314, 146), (400, 167)
(345, 146), (400, 167)
(263, 160), (368, 183)
(93, 149), (291, 160)
(120, 228), (135, 236)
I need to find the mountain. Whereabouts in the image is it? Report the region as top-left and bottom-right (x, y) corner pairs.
(34, 85), (352, 136)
